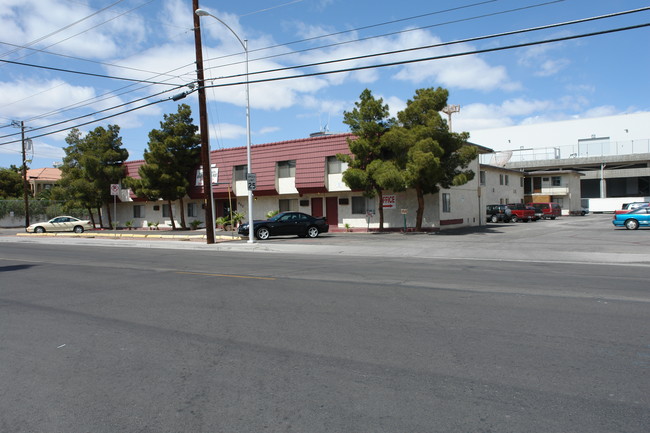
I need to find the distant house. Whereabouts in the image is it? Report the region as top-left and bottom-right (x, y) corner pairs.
(524, 170), (585, 214)
(118, 133), (493, 231)
(26, 167), (61, 197)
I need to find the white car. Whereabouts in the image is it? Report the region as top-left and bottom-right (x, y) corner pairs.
(26, 216), (93, 233)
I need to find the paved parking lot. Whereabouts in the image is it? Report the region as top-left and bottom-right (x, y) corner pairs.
(2, 214), (648, 265)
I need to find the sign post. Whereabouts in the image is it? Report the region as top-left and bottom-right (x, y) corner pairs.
(401, 208), (408, 232)
(110, 184), (119, 229)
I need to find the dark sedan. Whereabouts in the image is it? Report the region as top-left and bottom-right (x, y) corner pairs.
(238, 212), (329, 240)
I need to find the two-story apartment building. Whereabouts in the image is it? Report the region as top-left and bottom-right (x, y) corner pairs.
(479, 164), (525, 207)
(117, 133), (494, 231)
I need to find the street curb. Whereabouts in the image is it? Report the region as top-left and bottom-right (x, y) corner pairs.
(16, 232), (242, 242)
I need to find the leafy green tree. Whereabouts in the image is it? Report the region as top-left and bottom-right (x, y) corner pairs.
(337, 89), (401, 230)
(55, 126), (128, 228)
(55, 129), (103, 227)
(125, 104), (200, 229)
(384, 87), (478, 230)
(83, 125), (129, 228)
(0, 165), (23, 198)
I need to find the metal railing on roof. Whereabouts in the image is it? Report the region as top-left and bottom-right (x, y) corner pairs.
(481, 139), (650, 165)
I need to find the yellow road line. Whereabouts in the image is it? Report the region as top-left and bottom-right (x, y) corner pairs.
(176, 271), (275, 280)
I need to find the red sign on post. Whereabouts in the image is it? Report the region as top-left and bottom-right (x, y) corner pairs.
(110, 184), (120, 196)
(382, 195), (396, 209)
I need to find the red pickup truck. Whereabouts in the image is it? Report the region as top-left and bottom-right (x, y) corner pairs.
(506, 203), (535, 222)
(614, 202), (649, 215)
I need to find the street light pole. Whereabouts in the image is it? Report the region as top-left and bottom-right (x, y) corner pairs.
(195, 7), (255, 244)
(192, 0), (215, 244)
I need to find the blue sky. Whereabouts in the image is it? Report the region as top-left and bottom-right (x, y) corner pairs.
(1, 0), (649, 168)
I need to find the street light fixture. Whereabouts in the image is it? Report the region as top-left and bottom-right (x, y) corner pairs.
(442, 104), (460, 132)
(195, 7), (255, 244)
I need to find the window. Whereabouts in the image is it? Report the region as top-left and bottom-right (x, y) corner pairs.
(352, 197), (367, 214)
(279, 198), (298, 212)
(133, 205), (144, 218)
(327, 156), (346, 174)
(505, 174), (509, 186)
(234, 165), (247, 181)
(277, 160), (296, 178)
(479, 170), (486, 186)
(499, 174), (504, 185)
(442, 193), (451, 213)
(162, 204), (170, 218)
(552, 176), (562, 186)
(187, 203), (197, 218)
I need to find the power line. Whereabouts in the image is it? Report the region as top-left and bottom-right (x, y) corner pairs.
(203, 7), (650, 84)
(0, 57), (185, 86)
(0, 0), (542, 127)
(0, 0), (128, 58)
(205, 0), (502, 63)
(0, 84), (191, 141)
(0, 38), (182, 80)
(201, 23), (650, 90)
(0, 96), (177, 146)
(0, 20), (646, 148)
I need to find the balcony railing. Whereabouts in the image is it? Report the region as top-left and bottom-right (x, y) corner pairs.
(481, 139), (650, 165)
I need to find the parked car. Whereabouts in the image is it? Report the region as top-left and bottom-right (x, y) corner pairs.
(612, 206), (650, 230)
(506, 203), (534, 222)
(237, 211), (329, 240)
(614, 202), (649, 215)
(528, 202), (561, 219)
(26, 216), (93, 233)
(486, 204), (511, 223)
(527, 205), (543, 221)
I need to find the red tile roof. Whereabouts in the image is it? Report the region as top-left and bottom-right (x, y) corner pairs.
(26, 167), (61, 181)
(124, 133), (356, 200)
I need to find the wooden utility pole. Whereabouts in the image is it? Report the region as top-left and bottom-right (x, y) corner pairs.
(192, 0), (215, 244)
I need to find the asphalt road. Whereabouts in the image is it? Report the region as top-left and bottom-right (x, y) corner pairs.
(0, 215), (649, 432)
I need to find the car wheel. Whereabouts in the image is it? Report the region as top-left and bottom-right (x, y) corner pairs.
(306, 226), (320, 238)
(73, 226), (84, 233)
(490, 215), (499, 223)
(550, 216), (556, 220)
(255, 227), (270, 240)
(35, 226), (45, 233)
(624, 219), (639, 230)
(510, 215), (518, 223)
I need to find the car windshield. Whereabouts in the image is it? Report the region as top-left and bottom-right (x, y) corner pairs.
(629, 207), (650, 214)
(268, 214), (284, 222)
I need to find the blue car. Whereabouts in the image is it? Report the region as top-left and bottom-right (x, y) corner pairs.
(612, 206), (650, 230)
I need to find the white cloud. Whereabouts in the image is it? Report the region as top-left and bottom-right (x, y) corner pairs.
(517, 35), (571, 77)
(454, 98), (555, 132)
(0, 78), (96, 119)
(581, 105), (619, 118)
(0, 0), (147, 60)
(382, 95), (406, 118)
(211, 122), (246, 140)
(385, 31), (519, 92)
(258, 126), (280, 135)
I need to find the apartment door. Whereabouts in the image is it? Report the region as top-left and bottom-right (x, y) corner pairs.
(311, 197), (323, 218)
(325, 196), (338, 227)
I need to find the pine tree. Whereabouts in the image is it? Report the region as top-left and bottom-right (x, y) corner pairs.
(384, 87), (477, 230)
(337, 89), (401, 230)
(125, 104), (200, 229)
